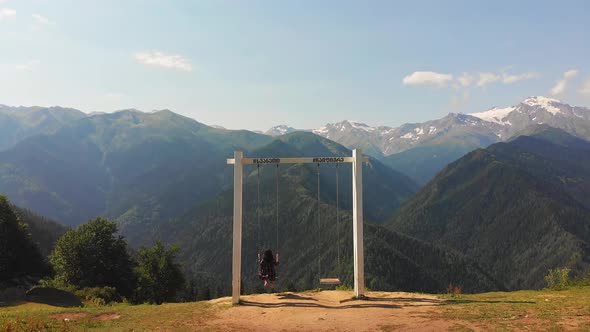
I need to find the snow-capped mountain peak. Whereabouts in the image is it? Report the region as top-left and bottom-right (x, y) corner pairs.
(468, 96), (570, 125)
(469, 106), (516, 125)
(311, 120), (377, 136)
(265, 124), (297, 136)
(268, 97), (589, 159)
(521, 96), (562, 115)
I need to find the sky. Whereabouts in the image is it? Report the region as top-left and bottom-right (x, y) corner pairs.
(1, 0), (589, 131)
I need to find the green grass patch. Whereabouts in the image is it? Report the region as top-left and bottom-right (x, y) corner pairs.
(436, 287), (590, 331)
(1, 301), (218, 331)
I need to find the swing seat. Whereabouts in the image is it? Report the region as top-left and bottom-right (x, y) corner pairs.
(319, 278), (341, 285)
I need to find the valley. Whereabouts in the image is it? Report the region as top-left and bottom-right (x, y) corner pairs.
(1, 98), (590, 303)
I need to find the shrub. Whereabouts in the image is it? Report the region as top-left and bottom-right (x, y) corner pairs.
(335, 283), (353, 291)
(133, 241), (185, 304)
(49, 218), (135, 296)
(447, 283), (462, 297)
(569, 269), (590, 287)
(74, 286), (121, 305)
(544, 267), (570, 290)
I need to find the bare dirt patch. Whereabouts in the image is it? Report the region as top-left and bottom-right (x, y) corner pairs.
(205, 290), (471, 332)
(50, 312), (88, 321)
(94, 312), (121, 321)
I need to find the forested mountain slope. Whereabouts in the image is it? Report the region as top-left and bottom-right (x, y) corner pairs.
(390, 127), (590, 290)
(158, 132), (500, 295)
(0, 110), (272, 229)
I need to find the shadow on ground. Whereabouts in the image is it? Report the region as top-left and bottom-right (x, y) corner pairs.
(240, 300), (403, 309)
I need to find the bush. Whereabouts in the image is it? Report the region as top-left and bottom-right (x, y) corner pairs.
(544, 267), (570, 290)
(133, 241), (185, 304)
(335, 283), (353, 291)
(447, 283), (462, 297)
(49, 218), (136, 296)
(74, 286), (121, 305)
(569, 269), (590, 287)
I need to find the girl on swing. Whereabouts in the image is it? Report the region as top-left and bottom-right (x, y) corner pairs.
(258, 249), (279, 288)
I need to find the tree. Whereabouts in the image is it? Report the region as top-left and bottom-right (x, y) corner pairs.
(0, 195), (49, 286)
(133, 241), (185, 304)
(49, 217), (135, 295)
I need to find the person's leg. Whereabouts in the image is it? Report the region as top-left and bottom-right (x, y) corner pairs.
(264, 280), (268, 287)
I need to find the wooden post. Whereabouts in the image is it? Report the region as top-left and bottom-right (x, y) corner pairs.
(232, 151), (243, 304)
(352, 149), (365, 297)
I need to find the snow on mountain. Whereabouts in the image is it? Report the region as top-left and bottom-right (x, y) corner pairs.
(265, 125), (298, 136)
(267, 97), (590, 158)
(521, 96), (562, 114)
(468, 96), (572, 125)
(294, 97), (589, 185)
(469, 106), (516, 125)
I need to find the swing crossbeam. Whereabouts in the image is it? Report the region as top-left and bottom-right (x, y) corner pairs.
(227, 156), (369, 165)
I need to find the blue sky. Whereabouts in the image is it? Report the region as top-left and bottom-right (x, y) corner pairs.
(1, 0), (589, 130)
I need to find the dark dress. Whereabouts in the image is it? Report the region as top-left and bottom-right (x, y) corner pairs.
(259, 249), (279, 282)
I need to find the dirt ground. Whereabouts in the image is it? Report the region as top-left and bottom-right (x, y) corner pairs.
(205, 291), (476, 332)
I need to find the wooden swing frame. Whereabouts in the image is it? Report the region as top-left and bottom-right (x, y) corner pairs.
(227, 150), (368, 304)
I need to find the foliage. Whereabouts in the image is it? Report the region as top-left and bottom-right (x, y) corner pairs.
(569, 269), (590, 287)
(544, 267), (570, 290)
(0, 195), (49, 286)
(11, 205), (68, 257)
(49, 217), (136, 296)
(133, 241), (185, 304)
(446, 284), (462, 298)
(74, 286), (122, 305)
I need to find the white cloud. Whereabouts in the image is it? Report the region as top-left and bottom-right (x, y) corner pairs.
(502, 72), (538, 84)
(579, 77), (590, 96)
(14, 59), (40, 71)
(405, 69), (538, 90)
(476, 72), (502, 88)
(476, 71), (537, 88)
(135, 51), (193, 72)
(402, 71), (453, 88)
(32, 13), (50, 24)
(0, 7), (16, 20)
(550, 69), (578, 96)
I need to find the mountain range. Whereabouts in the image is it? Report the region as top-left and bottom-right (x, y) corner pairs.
(266, 96), (590, 184)
(1, 98), (590, 295)
(0, 105), (86, 151)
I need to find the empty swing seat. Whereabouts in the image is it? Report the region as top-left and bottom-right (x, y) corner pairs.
(319, 278), (341, 285)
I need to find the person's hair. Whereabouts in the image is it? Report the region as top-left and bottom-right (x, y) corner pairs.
(263, 249), (274, 262)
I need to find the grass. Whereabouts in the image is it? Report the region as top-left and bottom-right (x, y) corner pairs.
(0, 301), (220, 332)
(437, 287), (590, 331)
(1, 287), (589, 331)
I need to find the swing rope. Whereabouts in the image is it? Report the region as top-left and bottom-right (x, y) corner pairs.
(336, 163), (340, 276)
(275, 164), (279, 254)
(257, 164), (261, 253)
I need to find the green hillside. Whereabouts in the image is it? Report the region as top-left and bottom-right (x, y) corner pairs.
(390, 127), (590, 290)
(384, 143), (476, 185)
(0, 110), (273, 233)
(157, 133), (499, 296)
(0, 105), (85, 151)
